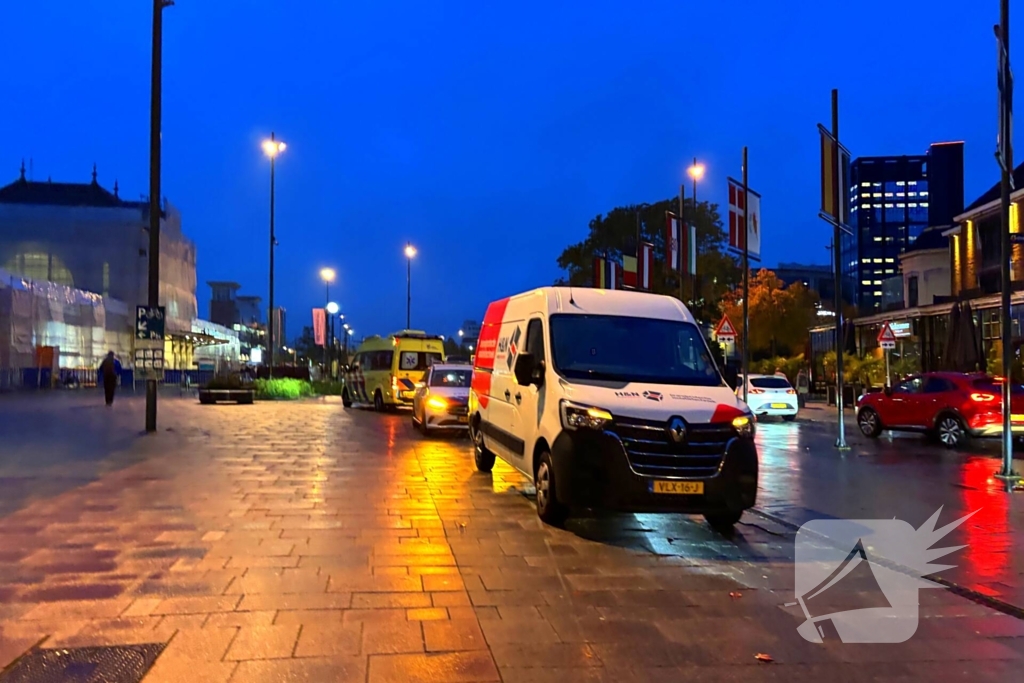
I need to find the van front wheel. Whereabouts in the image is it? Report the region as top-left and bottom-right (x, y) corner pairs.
(471, 421), (495, 472)
(535, 451), (568, 526)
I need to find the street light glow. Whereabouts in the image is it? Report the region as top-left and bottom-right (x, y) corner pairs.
(343, 323), (349, 329)
(688, 163), (706, 181)
(326, 302), (339, 315)
(347, 329), (354, 336)
(320, 267), (336, 283)
(404, 243), (417, 259)
(458, 329), (464, 337)
(262, 139), (286, 158)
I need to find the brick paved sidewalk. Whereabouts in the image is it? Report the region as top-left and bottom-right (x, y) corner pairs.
(0, 395), (1022, 682)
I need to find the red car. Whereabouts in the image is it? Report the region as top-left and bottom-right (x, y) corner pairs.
(856, 372), (1024, 448)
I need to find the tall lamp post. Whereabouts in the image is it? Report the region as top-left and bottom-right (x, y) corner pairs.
(262, 134), (286, 378)
(326, 301), (339, 378)
(320, 268), (335, 374)
(404, 243), (417, 329)
(145, 0), (173, 433)
(687, 159), (705, 313)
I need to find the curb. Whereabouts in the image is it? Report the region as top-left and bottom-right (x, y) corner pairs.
(748, 506), (1024, 621)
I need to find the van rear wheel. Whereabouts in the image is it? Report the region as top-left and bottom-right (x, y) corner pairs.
(535, 451), (568, 526)
(374, 390), (385, 412)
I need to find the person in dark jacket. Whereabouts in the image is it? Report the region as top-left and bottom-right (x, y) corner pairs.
(99, 351), (118, 406)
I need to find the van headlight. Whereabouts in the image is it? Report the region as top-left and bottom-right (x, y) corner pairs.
(560, 400), (613, 431)
(732, 413), (756, 438)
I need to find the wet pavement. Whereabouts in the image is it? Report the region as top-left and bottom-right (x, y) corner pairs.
(0, 392), (1023, 681)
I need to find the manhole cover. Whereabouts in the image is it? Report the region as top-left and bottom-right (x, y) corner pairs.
(0, 644), (165, 683)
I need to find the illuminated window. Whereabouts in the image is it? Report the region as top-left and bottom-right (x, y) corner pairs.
(861, 182), (871, 187)
(873, 203), (882, 208)
(897, 203), (906, 208)
(874, 236), (883, 242)
(885, 269), (895, 274)
(920, 191), (929, 196)
(861, 193), (870, 198)
(873, 258), (883, 263)
(897, 181), (906, 186)
(873, 193), (882, 198)
(909, 202), (918, 208)
(920, 202), (929, 207)
(873, 280), (882, 285)
(874, 291), (883, 296)
(885, 258), (895, 263)
(3, 252), (74, 287)
(873, 182), (882, 188)
(885, 203), (894, 208)
(862, 279), (872, 285)
(885, 192), (893, 198)
(908, 181), (918, 186)
(908, 192), (917, 197)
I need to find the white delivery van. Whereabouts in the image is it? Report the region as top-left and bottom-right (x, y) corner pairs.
(468, 287), (758, 530)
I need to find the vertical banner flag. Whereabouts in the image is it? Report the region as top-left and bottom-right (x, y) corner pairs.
(313, 308), (326, 347)
(818, 124), (852, 229)
(638, 242), (653, 290)
(665, 212), (681, 271)
(680, 222), (697, 276)
(727, 178), (762, 261)
(622, 254), (638, 288)
(592, 256), (606, 288)
(605, 259), (619, 290)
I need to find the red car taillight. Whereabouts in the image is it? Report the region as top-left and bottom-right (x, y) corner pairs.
(786, 389), (796, 394)
(749, 388), (765, 394)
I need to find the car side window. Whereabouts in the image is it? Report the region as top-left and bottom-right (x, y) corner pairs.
(923, 377), (952, 394)
(895, 377), (923, 394)
(525, 319), (545, 362)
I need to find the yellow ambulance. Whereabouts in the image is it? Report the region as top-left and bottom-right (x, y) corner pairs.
(342, 331), (445, 410)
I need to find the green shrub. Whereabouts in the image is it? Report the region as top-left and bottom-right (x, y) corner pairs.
(310, 380), (343, 396)
(253, 378), (312, 400)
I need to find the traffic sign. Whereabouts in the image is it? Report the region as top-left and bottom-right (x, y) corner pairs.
(136, 306), (166, 341)
(714, 314), (737, 342)
(878, 322), (897, 350)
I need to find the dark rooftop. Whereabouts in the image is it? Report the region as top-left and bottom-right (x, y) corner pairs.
(962, 161), (1024, 214)
(905, 225), (950, 253)
(0, 163), (131, 208)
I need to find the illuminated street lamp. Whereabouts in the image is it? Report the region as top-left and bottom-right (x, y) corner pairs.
(404, 243), (416, 329)
(263, 133), (286, 377)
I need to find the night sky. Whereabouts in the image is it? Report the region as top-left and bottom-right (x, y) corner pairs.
(0, 1), (1008, 342)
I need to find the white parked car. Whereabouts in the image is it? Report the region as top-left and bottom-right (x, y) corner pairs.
(736, 374), (798, 420)
(411, 364), (472, 434)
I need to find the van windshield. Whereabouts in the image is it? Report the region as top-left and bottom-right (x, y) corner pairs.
(549, 314), (723, 386)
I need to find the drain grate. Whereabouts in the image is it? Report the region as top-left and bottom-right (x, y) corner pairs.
(0, 644), (165, 683)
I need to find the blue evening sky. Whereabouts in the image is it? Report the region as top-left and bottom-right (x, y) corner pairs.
(0, 1), (1006, 341)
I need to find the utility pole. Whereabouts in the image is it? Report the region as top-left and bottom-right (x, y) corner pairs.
(692, 157), (699, 313)
(831, 89), (848, 449)
(996, 0), (1019, 482)
(146, 0), (171, 433)
(268, 132), (277, 379)
(741, 147), (750, 405)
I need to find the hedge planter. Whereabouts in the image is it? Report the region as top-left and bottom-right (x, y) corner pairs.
(198, 388), (255, 405)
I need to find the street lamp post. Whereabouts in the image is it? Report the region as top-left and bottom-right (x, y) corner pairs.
(687, 160), (705, 313)
(326, 301), (339, 379)
(145, 0), (172, 433)
(404, 243), (417, 329)
(263, 134), (286, 378)
(321, 268), (335, 375)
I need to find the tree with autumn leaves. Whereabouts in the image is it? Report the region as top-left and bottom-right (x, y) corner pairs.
(719, 269), (819, 359)
(555, 197), (740, 321)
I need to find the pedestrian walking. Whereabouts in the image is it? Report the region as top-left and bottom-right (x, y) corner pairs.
(99, 351), (118, 406)
(796, 367), (810, 408)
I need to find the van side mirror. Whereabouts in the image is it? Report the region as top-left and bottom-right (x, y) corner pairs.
(514, 353), (544, 387)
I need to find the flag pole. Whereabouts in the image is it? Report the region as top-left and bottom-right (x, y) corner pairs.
(831, 89), (848, 450)
(692, 157), (699, 317)
(679, 184), (685, 303)
(741, 147), (750, 406)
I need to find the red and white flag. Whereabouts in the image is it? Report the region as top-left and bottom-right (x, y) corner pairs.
(680, 223), (696, 276)
(313, 308), (326, 346)
(638, 242), (653, 290)
(728, 180), (745, 252)
(665, 212), (682, 271)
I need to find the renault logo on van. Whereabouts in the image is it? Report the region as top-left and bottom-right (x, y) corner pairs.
(667, 417), (687, 443)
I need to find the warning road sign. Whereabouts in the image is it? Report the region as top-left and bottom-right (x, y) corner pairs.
(715, 314), (737, 342)
(878, 322), (897, 350)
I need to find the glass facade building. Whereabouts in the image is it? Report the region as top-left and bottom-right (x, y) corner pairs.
(841, 142), (964, 314)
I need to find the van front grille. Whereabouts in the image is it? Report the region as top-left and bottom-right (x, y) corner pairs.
(608, 416), (733, 478)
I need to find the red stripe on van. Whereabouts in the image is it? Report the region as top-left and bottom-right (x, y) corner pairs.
(471, 298), (511, 409)
(710, 403), (746, 424)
